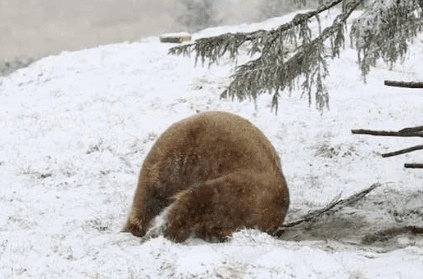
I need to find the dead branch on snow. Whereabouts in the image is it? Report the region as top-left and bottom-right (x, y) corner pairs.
(273, 183), (382, 236)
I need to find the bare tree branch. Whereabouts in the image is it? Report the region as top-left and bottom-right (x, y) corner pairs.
(404, 163), (423, 168)
(351, 129), (423, 137)
(385, 80), (423, 88)
(382, 145), (423, 157)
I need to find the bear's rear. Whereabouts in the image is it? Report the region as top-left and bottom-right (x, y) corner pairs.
(124, 111), (289, 242)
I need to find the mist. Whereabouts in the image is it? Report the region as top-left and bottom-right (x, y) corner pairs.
(0, 0), (268, 61)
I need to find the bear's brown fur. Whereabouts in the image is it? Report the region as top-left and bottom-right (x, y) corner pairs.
(124, 111), (289, 242)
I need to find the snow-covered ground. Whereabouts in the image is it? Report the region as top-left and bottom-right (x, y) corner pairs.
(1, 9), (423, 279)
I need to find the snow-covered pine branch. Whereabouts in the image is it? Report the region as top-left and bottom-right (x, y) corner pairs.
(221, 0), (363, 114)
(169, 0), (422, 114)
(168, 0), (355, 114)
(350, 0), (422, 82)
(168, 0), (345, 66)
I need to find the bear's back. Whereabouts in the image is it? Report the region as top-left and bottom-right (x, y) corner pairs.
(144, 111), (281, 176)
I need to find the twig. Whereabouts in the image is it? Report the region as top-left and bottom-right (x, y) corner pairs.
(382, 145), (423, 157)
(333, 183), (381, 208)
(277, 194), (343, 230)
(273, 183), (382, 235)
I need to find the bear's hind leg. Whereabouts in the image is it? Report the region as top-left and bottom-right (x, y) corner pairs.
(164, 172), (259, 242)
(124, 185), (175, 238)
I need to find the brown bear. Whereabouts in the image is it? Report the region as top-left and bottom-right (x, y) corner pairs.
(123, 111), (289, 242)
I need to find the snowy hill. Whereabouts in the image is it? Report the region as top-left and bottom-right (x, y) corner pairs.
(1, 9), (423, 278)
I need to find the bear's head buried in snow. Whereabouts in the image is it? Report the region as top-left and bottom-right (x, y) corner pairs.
(124, 111), (289, 242)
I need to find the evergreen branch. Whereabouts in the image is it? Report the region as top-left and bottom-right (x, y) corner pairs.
(168, 0), (345, 67)
(222, 0), (364, 114)
(350, 0), (422, 82)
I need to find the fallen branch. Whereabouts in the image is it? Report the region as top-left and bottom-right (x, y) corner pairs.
(275, 195), (343, 231)
(273, 183), (382, 236)
(382, 145), (423, 157)
(351, 129), (423, 137)
(404, 163), (423, 168)
(384, 80), (423, 88)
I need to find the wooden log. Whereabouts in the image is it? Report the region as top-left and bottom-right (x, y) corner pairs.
(159, 32), (192, 44)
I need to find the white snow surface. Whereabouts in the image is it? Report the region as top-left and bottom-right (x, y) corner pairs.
(2, 9), (423, 278)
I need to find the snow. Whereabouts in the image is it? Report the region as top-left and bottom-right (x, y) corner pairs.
(1, 9), (423, 279)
